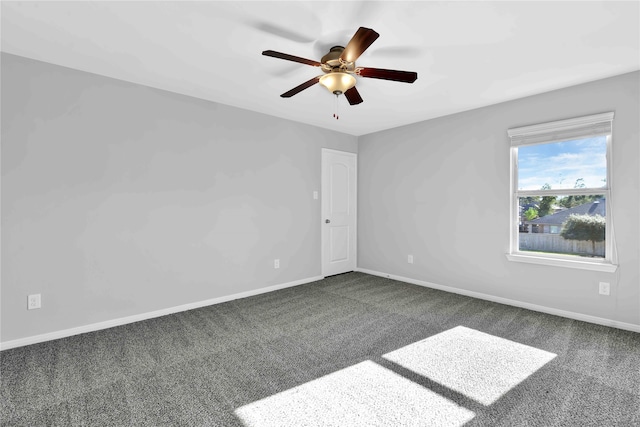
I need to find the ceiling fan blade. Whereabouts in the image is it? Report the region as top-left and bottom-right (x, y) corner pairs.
(344, 87), (363, 105)
(358, 67), (418, 83)
(262, 50), (321, 67)
(340, 27), (380, 63)
(280, 76), (321, 98)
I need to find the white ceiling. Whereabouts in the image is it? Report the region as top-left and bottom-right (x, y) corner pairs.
(2, 1), (639, 136)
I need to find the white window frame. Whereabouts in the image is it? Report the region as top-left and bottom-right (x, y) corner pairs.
(506, 112), (617, 272)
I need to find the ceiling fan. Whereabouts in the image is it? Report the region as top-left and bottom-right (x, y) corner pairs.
(262, 27), (418, 106)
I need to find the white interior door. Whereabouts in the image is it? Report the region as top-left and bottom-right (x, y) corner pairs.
(322, 149), (357, 277)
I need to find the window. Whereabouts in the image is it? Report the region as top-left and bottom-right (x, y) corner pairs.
(507, 112), (617, 272)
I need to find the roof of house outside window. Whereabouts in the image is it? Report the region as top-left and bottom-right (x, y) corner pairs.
(527, 199), (606, 226)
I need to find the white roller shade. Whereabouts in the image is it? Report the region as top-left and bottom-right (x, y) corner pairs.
(508, 112), (614, 146)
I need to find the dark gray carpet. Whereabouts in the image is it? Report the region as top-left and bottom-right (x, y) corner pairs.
(1, 272), (639, 426)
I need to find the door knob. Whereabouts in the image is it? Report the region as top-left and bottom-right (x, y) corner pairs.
(325, 219), (331, 223)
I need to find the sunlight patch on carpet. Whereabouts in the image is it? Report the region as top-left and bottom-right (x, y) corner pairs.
(235, 360), (475, 427)
(383, 326), (556, 405)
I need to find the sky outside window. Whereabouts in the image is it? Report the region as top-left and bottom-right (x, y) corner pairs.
(517, 136), (607, 191)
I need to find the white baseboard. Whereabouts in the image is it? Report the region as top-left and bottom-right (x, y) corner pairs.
(355, 268), (640, 334)
(4, 270), (637, 351)
(0, 275), (323, 351)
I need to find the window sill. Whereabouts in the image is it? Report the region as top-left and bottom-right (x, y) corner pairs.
(506, 253), (618, 272)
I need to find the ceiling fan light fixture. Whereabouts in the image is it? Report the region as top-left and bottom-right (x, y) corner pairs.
(319, 72), (356, 95)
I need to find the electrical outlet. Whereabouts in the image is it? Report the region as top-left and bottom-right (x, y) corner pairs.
(599, 282), (610, 296)
(313, 191), (318, 200)
(28, 294), (41, 310)
(408, 254), (414, 264)
(274, 259), (280, 269)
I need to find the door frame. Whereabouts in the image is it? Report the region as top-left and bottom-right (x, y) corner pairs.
(321, 148), (357, 277)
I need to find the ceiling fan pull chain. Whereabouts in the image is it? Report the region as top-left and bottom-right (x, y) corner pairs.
(333, 96), (336, 119)
(334, 94), (339, 120)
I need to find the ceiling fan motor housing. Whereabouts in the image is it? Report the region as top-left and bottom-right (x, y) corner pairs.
(321, 46), (355, 73)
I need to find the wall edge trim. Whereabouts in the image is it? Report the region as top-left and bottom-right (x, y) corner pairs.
(355, 267), (640, 333)
(0, 275), (323, 351)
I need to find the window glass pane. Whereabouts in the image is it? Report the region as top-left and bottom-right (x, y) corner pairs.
(517, 136), (607, 191)
(518, 195), (605, 258)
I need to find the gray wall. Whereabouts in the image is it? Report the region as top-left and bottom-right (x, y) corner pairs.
(358, 71), (640, 327)
(2, 52), (638, 345)
(1, 53), (357, 342)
